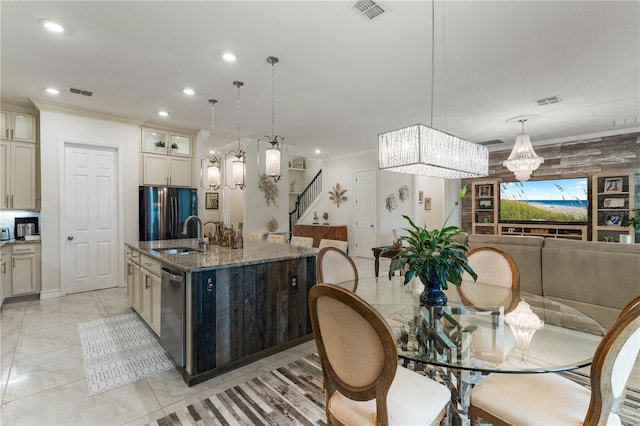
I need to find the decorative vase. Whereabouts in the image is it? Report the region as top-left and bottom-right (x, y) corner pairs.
(419, 271), (448, 307)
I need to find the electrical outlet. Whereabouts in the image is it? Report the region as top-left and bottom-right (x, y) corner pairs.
(290, 274), (297, 288)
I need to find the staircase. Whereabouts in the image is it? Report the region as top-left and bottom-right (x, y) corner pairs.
(289, 169), (322, 232)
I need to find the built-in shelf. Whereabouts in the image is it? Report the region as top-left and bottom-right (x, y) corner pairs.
(499, 223), (587, 240)
(591, 171), (635, 243)
(471, 180), (498, 235)
(288, 167), (305, 172)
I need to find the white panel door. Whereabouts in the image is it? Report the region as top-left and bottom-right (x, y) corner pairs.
(64, 145), (118, 293)
(354, 169), (376, 258)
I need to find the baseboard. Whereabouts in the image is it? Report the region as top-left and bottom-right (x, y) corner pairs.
(40, 289), (62, 300)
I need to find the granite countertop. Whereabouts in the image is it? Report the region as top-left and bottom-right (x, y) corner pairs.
(126, 238), (318, 273)
(1, 238), (42, 249)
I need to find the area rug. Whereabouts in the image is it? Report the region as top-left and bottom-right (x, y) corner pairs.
(150, 353), (640, 426)
(78, 312), (174, 396)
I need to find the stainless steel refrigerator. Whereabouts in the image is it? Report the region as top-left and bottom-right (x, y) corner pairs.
(139, 186), (198, 241)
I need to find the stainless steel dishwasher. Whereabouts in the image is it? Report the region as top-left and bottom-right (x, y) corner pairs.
(160, 268), (185, 367)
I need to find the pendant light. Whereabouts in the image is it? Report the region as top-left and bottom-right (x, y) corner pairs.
(378, 0), (488, 178)
(258, 56), (283, 182)
(230, 81), (246, 190)
(503, 116), (544, 182)
(201, 99), (221, 190)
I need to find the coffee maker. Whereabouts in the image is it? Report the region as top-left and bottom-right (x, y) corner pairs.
(14, 217), (39, 240)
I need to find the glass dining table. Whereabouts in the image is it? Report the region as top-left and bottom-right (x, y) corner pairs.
(336, 276), (607, 425)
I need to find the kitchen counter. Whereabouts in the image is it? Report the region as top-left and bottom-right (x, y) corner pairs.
(125, 238), (318, 386)
(125, 238), (317, 272)
(1, 238), (42, 248)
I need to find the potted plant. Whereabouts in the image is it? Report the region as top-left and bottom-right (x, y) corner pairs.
(628, 208), (640, 231)
(387, 186), (477, 307)
(154, 140), (165, 148)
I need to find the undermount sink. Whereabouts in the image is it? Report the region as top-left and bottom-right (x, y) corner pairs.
(153, 246), (201, 255)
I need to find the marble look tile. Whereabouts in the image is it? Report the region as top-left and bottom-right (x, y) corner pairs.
(0, 301), (28, 312)
(120, 409), (166, 426)
(4, 345), (85, 402)
(0, 378), (161, 426)
(20, 306), (108, 332)
(102, 301), (134, 317)
(1, 318), (23, 337)
(13, 322), (81, 359)
(1, 306), (25, 323)
(145, 367), (220, 408)
(0, 334), (18, 403)
(95, 287), (128, 306)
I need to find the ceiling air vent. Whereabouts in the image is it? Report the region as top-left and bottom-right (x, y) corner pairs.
(353, 0), (386, 20)
(535, 95), (561, 106)
(478, 139), (505, 147)
(67, 87), (94, 97)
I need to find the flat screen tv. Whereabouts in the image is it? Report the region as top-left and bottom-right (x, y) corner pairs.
(499, 178), (589, 223)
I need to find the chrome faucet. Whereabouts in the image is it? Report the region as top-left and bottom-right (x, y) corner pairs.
(183, 215), (207, 250)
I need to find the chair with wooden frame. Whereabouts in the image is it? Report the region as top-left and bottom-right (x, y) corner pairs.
(289, 236), (314, 248)
(318, 238), (348, 252)
(266, 233), (286, 244)
(317, 246), (358, 292)
(457, 246), (520, 313)
(468, 307), (640, 426)
(618, 294), (640, 319)
(309, 283), (451, 426)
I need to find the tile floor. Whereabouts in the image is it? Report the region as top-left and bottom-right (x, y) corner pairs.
(4, 255), (635, 425)
(0, 256), (385, 426)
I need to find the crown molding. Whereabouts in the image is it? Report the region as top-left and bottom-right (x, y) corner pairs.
(29, 98), (144, 126)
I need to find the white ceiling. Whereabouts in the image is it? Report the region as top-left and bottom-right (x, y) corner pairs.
(2, 1), (639, 158)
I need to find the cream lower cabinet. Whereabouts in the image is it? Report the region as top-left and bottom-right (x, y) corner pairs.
(141, 154), (192, 187)
(1, 141), (37, 210)
(1, 246), (11, 305)
(139, 254), (162, 335)
(11, 244), (40, 296)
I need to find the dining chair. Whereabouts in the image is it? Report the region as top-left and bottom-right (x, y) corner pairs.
(309, 283), (451, 426)
(318, 238), (348, 252)
(468, 307), (640, 426)
(266, 233), (286, 244)
(317, 246), (358, 292)
(289, 236), (314, 248)
(618, 294), (640, 319)
(458, 246), (520, 313)
(246, 232), (265, 241)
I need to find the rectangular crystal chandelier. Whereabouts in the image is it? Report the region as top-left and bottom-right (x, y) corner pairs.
(378, 124), (489, 178)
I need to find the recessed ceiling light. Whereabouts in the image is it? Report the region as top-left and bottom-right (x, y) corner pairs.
(183, 88), (195, 96)
(158, 111), (169, 117)
(46, 88), (60, 95)
(315, 149), (321, 154)
(40, 19), (65, 33)
(222, 52), (237, 62)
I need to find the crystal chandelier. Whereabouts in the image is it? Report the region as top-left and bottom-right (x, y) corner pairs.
(258, 56), (283, 182)
(229, 81), (246, 190)
(503, 117), (544, 182)
(201, 99), (221, 190)
(378, 0), (488, 179)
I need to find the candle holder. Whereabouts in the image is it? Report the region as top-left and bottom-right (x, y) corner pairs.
(505, 300), (544, 364)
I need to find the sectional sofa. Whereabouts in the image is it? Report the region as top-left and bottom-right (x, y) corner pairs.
(464, 234), (640, 328)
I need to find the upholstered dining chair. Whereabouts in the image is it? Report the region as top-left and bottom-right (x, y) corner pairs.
(309, 283), (451, 426)
(469, 307), (640, 426)
(318, 238), (348, 252)
(246, 232), (265, 241)
(618, 294), (640, 319)
(458, 246), (520, 313)
(266, 233), (286, 244)
(289, 236), (314, 248)
(317, 246), (358, 292)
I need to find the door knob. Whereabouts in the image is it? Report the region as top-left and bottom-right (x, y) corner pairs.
(67, 236), (74, 240)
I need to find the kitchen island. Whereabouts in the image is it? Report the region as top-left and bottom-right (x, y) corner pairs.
(125, 238), (317, 385)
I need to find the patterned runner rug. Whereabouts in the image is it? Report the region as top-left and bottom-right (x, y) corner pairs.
(78, 313), (174, 396)
(150, 353), (640, 426)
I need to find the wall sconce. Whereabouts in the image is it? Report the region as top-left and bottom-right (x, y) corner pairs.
(505, 300), (544, 363)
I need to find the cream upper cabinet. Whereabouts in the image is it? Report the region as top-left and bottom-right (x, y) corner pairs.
(1, 110), (37, 143)
(142, 154), (192, 187)
(1, 141), (37, 210)
(141, 128), (191, 157)
(141, 128), (193, 187)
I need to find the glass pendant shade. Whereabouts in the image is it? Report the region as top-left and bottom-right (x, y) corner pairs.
(378, 124), (489, 178)
(265, 145), (281, 177)
(505, 300), (544, 356)
(207, 163), (220, 187)
(503, 132), (544, 182)
(232, 155), (245, 187)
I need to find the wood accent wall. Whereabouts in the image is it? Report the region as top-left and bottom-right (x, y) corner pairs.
(461, 132), (640, 232)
